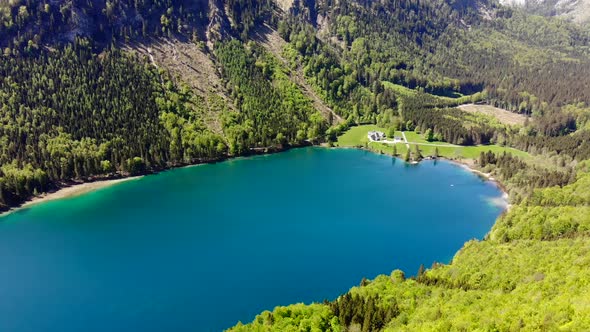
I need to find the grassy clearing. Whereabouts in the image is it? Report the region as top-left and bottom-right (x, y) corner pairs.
(458, 104), (527, 126)
(374, 143), (527, 160)
(459, 145), (530, 159)
(381, 143), (529, 160)
(381, 82), (418, 98)
(403, 131), (454, 146)
(369, 142), (408, 156)
(381, 82), (474, 105)
(337, 125), (531, 160)
(335, 125), (386, 146)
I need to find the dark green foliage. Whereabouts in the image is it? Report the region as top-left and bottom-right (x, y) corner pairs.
(509, 130), (590, 161)
(216, 40), (326, 154)
(413, 145), (422, 161)
(0, 45), (165, 192)
(478, 151), (574, 203)
(0, 0), (210, 51)
(330, 293), (398, 331)
(402, 105), (494, 145)
(226, 0), (274, 38)
(280, 0), (590, 138)
(0, 44), (225, 209)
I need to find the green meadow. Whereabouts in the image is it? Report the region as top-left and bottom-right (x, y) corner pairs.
(337, 125), (530, 160)
(381, 81), (476, 105)
(335, 125), (387, 147)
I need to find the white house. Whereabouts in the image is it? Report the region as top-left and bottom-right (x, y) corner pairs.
(368, 131), (385, 141)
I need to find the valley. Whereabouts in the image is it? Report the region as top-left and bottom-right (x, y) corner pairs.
(0, 0), (589, 330)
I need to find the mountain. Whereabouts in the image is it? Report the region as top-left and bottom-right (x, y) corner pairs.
(1, 1), (590, 328)
(499, 0), (590, 24)
(2, 0), (590, 224)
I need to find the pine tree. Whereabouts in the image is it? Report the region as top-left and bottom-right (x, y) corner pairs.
(417, 264), (425, 280)
(414, 145), (422, 161)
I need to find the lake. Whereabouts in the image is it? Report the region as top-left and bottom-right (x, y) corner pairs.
(0, 148), (504, 331)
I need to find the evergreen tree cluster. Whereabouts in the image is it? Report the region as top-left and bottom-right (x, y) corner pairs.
(330, 293), (399, 332)
(279, 0), (590, 126)
(216, 40), (326, 154)
(0, 43), (228, 209)
(0, 0), (212, 51)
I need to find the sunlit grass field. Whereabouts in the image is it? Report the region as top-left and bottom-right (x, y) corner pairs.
(336, 125), (530, 160)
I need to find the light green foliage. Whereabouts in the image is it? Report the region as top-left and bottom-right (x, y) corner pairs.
(0, 162), (48, 205)
(125, 157), (145, 175)
(490, 172), (590, 241)
(217, 41), (326, 152)
(492, 205), (590, 241)
(424, 128), (434, 142)
(100, 160), (113, 173)
(381, 82), (476, 107)
(158, 82), (227, 162)
(231, 155), (590, 332)
(411, 238), (590, 331)
(228, 304), (340, 332)
(335, 125), (530, 161)
(387, 127), (396, 139)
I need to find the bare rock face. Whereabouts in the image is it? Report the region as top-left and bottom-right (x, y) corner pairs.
(206, 0), (233, 48)
(500, 0), (590, 24)
(1, 0), (237, 49)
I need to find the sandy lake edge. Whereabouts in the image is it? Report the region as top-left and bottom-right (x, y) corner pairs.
(0, 144), (510, 217)
(0, 176), (143, 218)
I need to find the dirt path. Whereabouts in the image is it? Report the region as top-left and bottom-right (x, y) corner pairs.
(401, 132), (410, 149)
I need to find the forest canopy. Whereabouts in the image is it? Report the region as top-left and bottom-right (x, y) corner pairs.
(1, 0), (590, 328)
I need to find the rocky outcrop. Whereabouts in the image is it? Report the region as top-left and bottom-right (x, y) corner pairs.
(500, 0), (590, 24)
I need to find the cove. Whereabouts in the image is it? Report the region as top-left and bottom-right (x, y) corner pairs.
(0, 147), (504, 331)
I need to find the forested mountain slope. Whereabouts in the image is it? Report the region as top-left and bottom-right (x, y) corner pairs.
(1, 1), (590, 327)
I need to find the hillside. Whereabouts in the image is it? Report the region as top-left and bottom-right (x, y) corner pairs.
(500, 0), (590, 24)
(230, 162), (590, 331)
(1, 0), (590, 329)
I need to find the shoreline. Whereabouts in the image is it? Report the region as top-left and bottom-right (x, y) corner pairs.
(0, 144), (510, 217)
(449, 159), (512, 212)
(347, 145), (512, 212)
(0, 176), (142, 218)
(0, 143), (308, 217)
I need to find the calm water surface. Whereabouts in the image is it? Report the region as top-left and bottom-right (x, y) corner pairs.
(0, 148), (503, 331)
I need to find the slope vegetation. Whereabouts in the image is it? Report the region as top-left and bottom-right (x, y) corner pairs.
(230, 164), (590, 331)
(0, 2), (590, 329)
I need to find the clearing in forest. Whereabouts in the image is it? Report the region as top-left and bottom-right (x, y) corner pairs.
(336, 125), (531, 160)
(251, 24), (344, 125)
(458, 104), (527, 126)
(125, 38), (232, 134)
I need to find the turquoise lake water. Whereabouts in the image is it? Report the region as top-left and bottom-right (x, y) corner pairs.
(0, 148), (504, 331)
